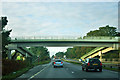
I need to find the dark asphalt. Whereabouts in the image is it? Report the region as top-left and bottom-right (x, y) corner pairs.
(15, 61), (119, 80)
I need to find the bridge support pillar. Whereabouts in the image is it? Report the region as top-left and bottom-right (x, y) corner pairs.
(100, 55), (102, 62)
(113, 43), (119, 50)
(12, 50), (18, 60)
(7, 50), (11, 60)
(99, 51), (102, 62)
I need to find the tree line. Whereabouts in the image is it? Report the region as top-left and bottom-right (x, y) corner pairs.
(1, 17), (119, 60)
(29, 47), (50, 61)
(55, 25), (119, 59)
(0, 17), (12, 58)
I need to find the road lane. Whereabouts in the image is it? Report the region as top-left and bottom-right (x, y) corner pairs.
(34, 62), (75, 78)
(15, 61), (119, 80)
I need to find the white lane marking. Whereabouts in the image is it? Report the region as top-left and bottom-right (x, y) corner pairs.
(28, 65), (49, 80)
(67, 63), (70, 64)
(106, 70), (118, 74)
(72, 71), (74, 73)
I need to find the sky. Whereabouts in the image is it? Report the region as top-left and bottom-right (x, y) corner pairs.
(1, 0), (119, 57)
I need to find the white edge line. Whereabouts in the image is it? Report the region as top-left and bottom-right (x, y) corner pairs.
(27, 65), (49, 80)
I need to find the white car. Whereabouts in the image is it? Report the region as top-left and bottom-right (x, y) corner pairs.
(53, 59), (63, 68)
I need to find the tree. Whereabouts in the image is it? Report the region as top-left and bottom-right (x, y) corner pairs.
(51, 55), (55, 59)
(30, 47), (50, 61)
(65, 25), (119, 59)
(55, 52), (65, 58)
(86, 25), (118, 37)
(0, 17), (12, 58)
(64, 47), (95, 59)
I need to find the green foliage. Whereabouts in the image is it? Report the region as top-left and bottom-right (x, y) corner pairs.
(2, 60), (51, 80)
(55, 52), (65, 58)
(29, 46), (50, 61)
(65, 47), (95, 59)
(86, 25), (118, 37)
(2, 59), (30, 76)
(51, 55), (55, 58)
(103, 50), (119, 59)
(0, 17), (8, 29)
(0, 17), (12, 58)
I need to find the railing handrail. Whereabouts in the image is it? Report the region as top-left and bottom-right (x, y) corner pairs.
(10, 36), (119, 40)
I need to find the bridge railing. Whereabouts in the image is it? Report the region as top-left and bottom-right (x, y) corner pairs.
(83, 36), (119, 40)
(11, 36), (80, 40)
(11, 36), (119, 40)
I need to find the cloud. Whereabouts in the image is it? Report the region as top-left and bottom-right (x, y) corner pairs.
(1, 0), (120, 2)
(1, 2), (118, 56)
(2, 2), (118, 37)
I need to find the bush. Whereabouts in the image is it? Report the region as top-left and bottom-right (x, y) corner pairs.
(2, 59), (30, 76)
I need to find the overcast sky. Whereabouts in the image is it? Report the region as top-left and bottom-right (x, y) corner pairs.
(1, 0), (119, 57)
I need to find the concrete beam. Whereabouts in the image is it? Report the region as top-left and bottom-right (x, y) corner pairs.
(113, 43), (119, 50)
(7, 50), (11, 60)
(16, 48), (26, 56)
(10, 37), (119, 47)
(8, 44), (33, 57)
(18, 47), (33, 56)
(82, 47), (116, 60)
(12, 50), (18, 60)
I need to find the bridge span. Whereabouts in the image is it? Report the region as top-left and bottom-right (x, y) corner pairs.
(7, 36), (119, 60)
(10, 36), (119, 47)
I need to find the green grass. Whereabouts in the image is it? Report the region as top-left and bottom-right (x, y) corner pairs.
(2, 66), (33, 80)
(102, 66), (120, 72)
(2, 60), (51, 80)
(62, 59), (120, 72)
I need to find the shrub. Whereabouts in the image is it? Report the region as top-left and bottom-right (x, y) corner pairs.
(2, 59), (29, 76)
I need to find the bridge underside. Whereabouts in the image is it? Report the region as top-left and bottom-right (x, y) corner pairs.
(10, 41), (118, 47)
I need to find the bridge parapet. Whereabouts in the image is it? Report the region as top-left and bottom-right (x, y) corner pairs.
(83, 36), (119, 40)
(11, 36), (79, 40)
(11, 36), (119, 40)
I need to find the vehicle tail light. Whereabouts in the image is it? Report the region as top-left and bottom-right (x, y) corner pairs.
(54, 62), (56, 64)
(87, 63), (90, 66)
(100, 63), (102, 66)
(61, 62), (63, 64)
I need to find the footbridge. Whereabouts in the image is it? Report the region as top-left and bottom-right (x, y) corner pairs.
(7, 36), (119, 60)
(10, 36), (119, 47)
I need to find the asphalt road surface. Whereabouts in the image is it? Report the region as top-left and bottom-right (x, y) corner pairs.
(15, 61), (119, 80)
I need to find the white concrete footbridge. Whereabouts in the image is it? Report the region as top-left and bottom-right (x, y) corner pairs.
(7, 36), (119, 60)
(10, 36), (119, 47)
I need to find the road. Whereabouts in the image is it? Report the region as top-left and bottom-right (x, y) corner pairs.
(15, 61), (119, 80)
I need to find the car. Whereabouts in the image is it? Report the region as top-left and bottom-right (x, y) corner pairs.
(53, 59), (63, 68)
(81, 58), (102, 72)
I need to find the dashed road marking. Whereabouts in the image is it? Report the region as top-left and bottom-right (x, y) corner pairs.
(72, 71), (74, 73)
(66, 68), (68, 70)
(27, 65), (50, 80)
(103, 69), (118, 74)
(108, 70), (118, 73)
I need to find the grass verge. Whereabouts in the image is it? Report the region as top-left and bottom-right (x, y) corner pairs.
(102, 66), (120, 72)
(62, 59), (120, 72)
(2, 60), (51, 80)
